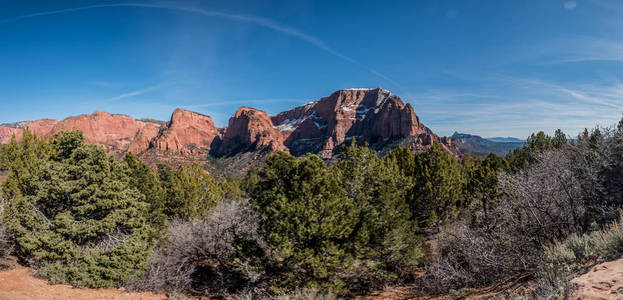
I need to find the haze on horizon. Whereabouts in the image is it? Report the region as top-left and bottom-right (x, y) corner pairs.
(1, 0), (622, 138)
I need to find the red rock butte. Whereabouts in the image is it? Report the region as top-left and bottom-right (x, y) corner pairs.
(0, 88), (459, 167)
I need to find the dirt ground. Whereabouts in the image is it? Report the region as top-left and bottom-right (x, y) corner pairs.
(3, 257), (622, 300)
(572, 258), (623, 300)
(0, 264), (167, 300)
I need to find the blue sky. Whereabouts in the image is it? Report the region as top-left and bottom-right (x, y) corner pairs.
(1, 0), (623, 138)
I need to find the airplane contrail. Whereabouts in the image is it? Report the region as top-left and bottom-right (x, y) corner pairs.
(104, 84), (163, 102)
(0, 2), (406, 93)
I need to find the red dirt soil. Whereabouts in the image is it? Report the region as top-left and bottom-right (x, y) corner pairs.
(0, 264), (166, 300)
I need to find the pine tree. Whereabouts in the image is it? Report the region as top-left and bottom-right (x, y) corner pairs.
(335, 142), (421, 287)
(1, 130), (54, 199)
(553, 129), (568, 148)
(251, 152), (357, 293)
(409, 143), (467, 229)
(507, 131), (556, 171)
(164, 163), (224, 218)
(3, 131), (154, 288)
(462, 154), (506, 228)
(123, 153), (167, 234)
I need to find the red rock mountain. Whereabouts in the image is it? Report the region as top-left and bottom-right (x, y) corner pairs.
(271, 88), (458, 157)
(0, 88), (459, 167)
(151, 108), (220, 156)
(219, 107), (289, 156)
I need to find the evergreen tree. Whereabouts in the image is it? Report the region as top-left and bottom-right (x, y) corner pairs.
(123, 153), (167, 234)
(251, 152), (357, 293)
(335, 142), (421, 287)
(553, 129), (568, 148)
(407, 143), (466, 229)
(507, 131), (557, 171)
(164, 163), (224, 219)
(462, 153), (507, 227)
(1, 130), (54, 199)
(3, 131), (155, 288)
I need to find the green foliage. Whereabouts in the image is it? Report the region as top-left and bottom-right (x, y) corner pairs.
(250, 152), (356, 293)
(2, 131), (155, 288)
(506, 130), (568, 171)
(539, 215), (623, 283)
(123, 153), (168, 235)
(249, 143), (426, 294)
(217, 174), (245, 201)
(1, 130), (54, 199)
(335, 142), (422, 285)
(160, 163), (225, 219)
(390, 143), (467, 228)
(462, 153), (507, 227)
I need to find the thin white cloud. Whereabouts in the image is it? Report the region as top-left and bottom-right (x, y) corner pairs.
(547, 37), (623, 64)
(104, 84), (163, 102)
(0, 2), (404, 93)
(411, 76), (623, 137)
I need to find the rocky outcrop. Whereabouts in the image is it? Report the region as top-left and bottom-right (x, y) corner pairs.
(271, 88), (458, 157)
(25, 119), (58, 138)
(218, 107), (288, 156)
(151, 108), (220, 156)
(0, 126), (19, 144)
(49, 111), (150, 153)
(127, 123), (161, 155)
(572, 258), (623, 299)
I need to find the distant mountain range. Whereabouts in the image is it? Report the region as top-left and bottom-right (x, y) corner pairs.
(0, 88), (462, 173)
(487, 136), (525, 143)
(450, 132), (525, 157)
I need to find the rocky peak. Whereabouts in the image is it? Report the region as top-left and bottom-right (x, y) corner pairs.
(218, 107), (288, 156)
(151, 108), (220, 156)
(271, 88), (429, 157)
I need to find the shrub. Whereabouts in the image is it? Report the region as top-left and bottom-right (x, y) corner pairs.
(530, 216), (623, 299)
(127, 199), (265, 296)
(2, 131), (155, 288)
(421, 149), (586, 293)
(599, 218), (623, 260)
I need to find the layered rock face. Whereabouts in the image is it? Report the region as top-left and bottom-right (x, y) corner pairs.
(218, 107), (289, 156)
(271, 88), (457, 157)
(0, 112), (160, 156)
(127, 123), (161, 155)
(151, 108), (220, 156)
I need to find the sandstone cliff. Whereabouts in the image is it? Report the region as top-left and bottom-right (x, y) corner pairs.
(218, 107), (289, 156)
(151, 108), (220, 156)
